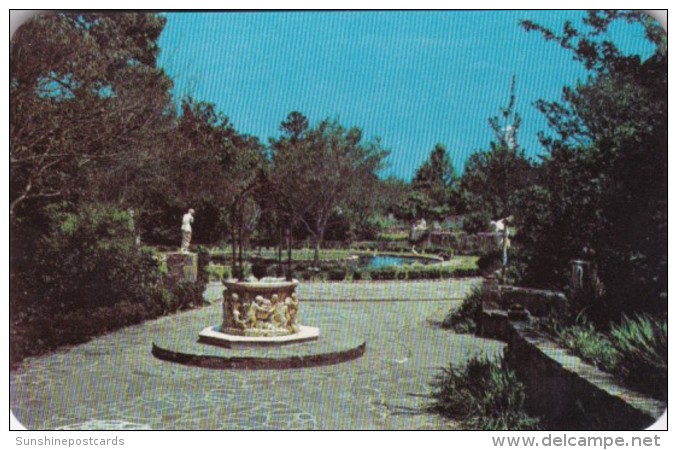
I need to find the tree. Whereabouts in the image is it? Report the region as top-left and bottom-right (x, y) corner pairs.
(515, 11), (667, 316)
(134, 97), (240, 245)
(171, 98), (266, 276)
(459, 76), (535, 231)
(411, 143), (460, 221)
(379, 177), (414, 221)
(271, 114), (388, 266)
(10, 13), (174, 218)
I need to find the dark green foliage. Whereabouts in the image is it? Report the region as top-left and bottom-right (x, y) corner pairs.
(270, 114), (389, 267)
(10, 13), (174, 219)
(543, 313), (666, 400)
(10, 302), (162, 367)
(410, 143), (460, 220)
(167, 280), (207, 312)
(34, 205), (167, 311)
(442, 286), (483, 333)
(462, 211), (492, 234)
(515, 12), (667, 317)
(367, 264), (478, 281)
(430, 355), (540, 430)
(327, 268), (347, 281)
(369, 266), (397, 281)
(10, 205), (206, 366)
(459, 76), (535, 224)
(195, 246), (211, 284)
(477, 248), (502, 274)
(610, 315), (667, 400)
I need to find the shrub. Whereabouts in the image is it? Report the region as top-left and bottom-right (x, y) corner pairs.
(265, 264), (284, 278)
(327, 268), (347, 281)
(477, 248), (501, 274)
(34, 204), (168, 311)
(206, 264), (231, 281)
(10, 204), (208, 366)
(167, 280), (207, 312)
(369, 266), (397, 280)
(556, 322), (619, 373)
(196, 246), (211, 284)
(378, 231), (409, 242)
(394, 265), (408, 280)
(610, 315), (667, 400)
(366, 262), (479, 281)
(442, 285), (483, 333)
(430, 354), (540, 430)
(462, 211), (492, 234)
(406, 264), (424, 279)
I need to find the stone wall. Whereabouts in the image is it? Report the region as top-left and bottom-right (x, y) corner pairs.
(498, 285), (568, 318)
(477, 310), (665, 429)
(477, 280), (665, 429)
(504, 322), (665, 429)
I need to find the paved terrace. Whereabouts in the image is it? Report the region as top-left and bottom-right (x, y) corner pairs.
(11, 278), (505, 430)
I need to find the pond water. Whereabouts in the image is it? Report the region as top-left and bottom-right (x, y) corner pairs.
(357, 254), (439, 269)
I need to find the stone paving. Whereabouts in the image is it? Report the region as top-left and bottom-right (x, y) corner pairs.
(11, 278), (505, 430)
(205, 278), (480, 302)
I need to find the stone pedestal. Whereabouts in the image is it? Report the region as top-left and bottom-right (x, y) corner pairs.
(481, 275), (501, 310)
(198, 324), (320, 348)
(165, 252), (197, 286)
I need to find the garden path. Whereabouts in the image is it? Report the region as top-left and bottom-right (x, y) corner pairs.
(204, 278), (480, 302)
(11, 278), (504, 430)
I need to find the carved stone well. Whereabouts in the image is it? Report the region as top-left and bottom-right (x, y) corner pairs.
(198, 278), (320, 348)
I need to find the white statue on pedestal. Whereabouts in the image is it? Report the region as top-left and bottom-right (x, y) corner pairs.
(181, 208), (195, 253)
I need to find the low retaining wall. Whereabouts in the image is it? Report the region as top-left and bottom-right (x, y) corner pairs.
(498, 285), (568, 317)
(478, 311), (665, 429)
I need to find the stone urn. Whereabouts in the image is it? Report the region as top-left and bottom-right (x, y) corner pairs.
(221, 278), (301, 337)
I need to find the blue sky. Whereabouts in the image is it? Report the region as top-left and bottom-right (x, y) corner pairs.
(157, 11), (654, 180)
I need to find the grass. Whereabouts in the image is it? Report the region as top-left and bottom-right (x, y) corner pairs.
(377, 231), (409, 242)
(430, 354), (540, 430)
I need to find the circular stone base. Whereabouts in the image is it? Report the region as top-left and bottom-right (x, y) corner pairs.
(152, 315), (365, 369)
(198, 325), (320, 348)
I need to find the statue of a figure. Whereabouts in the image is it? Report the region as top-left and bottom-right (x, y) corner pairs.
(246, 296), (274, 328)
(503, 125), (517, 150)
(230, 294), (247, 329)
(181, 208), (195, 253)
(286, 293), (300, 332)
(272, 301), (289, 330)
(491, 215), (514, 277)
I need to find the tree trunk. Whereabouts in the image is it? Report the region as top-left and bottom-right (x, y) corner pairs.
(230, 216), (237, 279)
(277, 224), (282, 267)
(313, 225), (325, 268)
(286, 226), (293, 281)
(238, 213), (244, 280)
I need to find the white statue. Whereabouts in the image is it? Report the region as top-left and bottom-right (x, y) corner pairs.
(181, 208), (195, 253)
(491, 215), (514, 271)
(503, 125), (517, 150)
